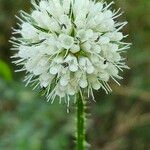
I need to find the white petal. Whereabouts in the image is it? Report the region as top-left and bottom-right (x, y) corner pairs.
(111, 44), (119, 52)
(54, 56), (63, 63)
(79, 79), (88, 88)
(49, 65), (59, 75)
(56, 87), (66, 97)
(49, 18), (61, 32)
(40, 73), (52, 87)
(65, 54), (73, 62)
(59, 34), (74, 49)
(63, 0), (71, 14)
(93, 45), (101, 53)
(99, 72), (110, 82)
(75, 71), (82, 79)
(39, 1), (49, 11)
(59, 14), (71, 26)
(53, 0), (64, 16)
(40, 73), (50, 80)
(106, 32), (123, 41)
(79, 57), (86, 67)
(18, 46), (30, 59)
(70, 44), (80, 53)
(104, 10), (113, 18)
(90, 55), (100, 65)
(69, 64), (78, 72)
(107, 64), (119, 77)
(87, 65), (95, 74)
(60, 76), (69, 86)
(79, 74), (88, 88)
(92, 81), (101, 90)
(33, 66), (46, 75)
(77, 29), (87, 41)
(77, 29), (93, 41)
(82, 42), (91, 52)
(86, 29), (94, 39)
(40, 81), (49, 88)
(31, 11), (44, 26)
(39, 57), (48, 66)
(89, 3), (103, 16)
(99, 36), (110, 44)
(94, 13), (104, 24)
(113, 53), (121, 61)
(115, 32), (123, 41)
(67, 85), (76, 96)
(99, 60), (108, 69)
(21, 23), (37, 40)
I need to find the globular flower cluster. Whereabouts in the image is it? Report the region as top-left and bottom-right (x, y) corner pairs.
(11, 0), (130, 103)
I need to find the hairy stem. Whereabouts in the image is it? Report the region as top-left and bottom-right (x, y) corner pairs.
(76, 92), (86, 150)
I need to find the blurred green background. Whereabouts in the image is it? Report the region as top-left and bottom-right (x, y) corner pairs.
(0, 0), (150, 150)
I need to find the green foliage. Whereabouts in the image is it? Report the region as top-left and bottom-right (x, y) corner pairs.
(0, 0), (149, 150)
(0, 79), (73, 150)
(0, 60), (12, 81)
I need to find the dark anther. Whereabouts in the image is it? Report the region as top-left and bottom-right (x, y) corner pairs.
(72, 21), (77, 28)
(76, 37), (81, 41)
(74, 41), (78, 44)
(46, 11), (52, 17)
(40, 87), (46, 92)
(86, 12), (89, 18)
(104, 60), (107, 64)
(95, 36), (100, 42)
(42, 87), (46, 90)
(61, 62), (69, 68)
(61, 24), (67, 29)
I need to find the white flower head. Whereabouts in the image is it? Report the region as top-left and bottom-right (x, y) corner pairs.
(11, 0), (130, 104)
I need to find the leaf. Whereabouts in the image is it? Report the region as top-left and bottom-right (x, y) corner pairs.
(0, 60), (13, 81)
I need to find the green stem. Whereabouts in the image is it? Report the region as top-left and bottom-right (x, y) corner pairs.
(76, 92), (86, 150)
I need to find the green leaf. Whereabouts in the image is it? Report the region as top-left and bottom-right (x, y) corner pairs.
(0, 60), (13, 81)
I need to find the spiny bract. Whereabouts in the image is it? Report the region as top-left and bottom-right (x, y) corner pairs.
(11, 0), (130, 104)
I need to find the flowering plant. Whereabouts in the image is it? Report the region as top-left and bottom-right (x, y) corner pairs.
(11, 0), (130, 149)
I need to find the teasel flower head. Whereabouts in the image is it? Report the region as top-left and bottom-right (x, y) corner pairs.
(11, 0), (130, 105)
